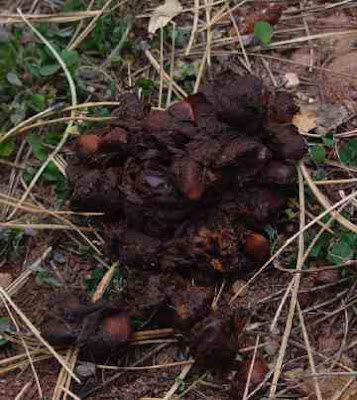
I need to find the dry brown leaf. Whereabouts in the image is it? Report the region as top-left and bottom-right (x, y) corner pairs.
(148, 0), (183, 34)
(292, 109), (318, 132)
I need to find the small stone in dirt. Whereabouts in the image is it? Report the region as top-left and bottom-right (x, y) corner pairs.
(0, 273), (12, 288)
(76, 362), (96, 378)
(284, 72), (300, 89)
(53, 253), (66, 264)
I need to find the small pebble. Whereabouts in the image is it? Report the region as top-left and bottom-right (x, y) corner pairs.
(76, 362), (96, 378)
(53, 253), (66, 264)
(284, 72), (300, 89)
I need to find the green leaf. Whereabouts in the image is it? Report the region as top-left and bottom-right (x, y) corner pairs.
(43, 162), (62, 182)
(0, 137), (16, 157)
(310, 145), (326, 163)
(27, 133), (47, 160)
(63, 0), (85, 12)
(30, 94), (45, 112)
(136, 78), (155, 96)
(35, 271), (62, 287)
(340, 138), (357, 167)
(39, 64), (61, 76)
(310, 232), (332, 258)
(6, 72), (23, 87)
(61, 49), (79, 67)
(327, 232), (356, 265)
(46, 131), (62, 145)
(254, 21), (273, 45)
(322, 133), (334, 148)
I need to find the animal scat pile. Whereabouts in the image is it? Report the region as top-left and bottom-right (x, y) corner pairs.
(40, 73), (307, 397)
(67, 72), (307, 280)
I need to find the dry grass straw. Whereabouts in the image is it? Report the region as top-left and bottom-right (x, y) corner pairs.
(144, 47), (188, 99)
(242, 335), (260, 400)
(300, 163), (357, 234)
(162, 360), (194, 400)
(269, 168), (306, 397)
(0, 11), (103, 24)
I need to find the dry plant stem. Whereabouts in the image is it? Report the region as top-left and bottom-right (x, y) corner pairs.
(101, 22), (131, 68)
(176, 372), (207, 399)
(314, 178), (357, 186)
(162, 361), (194, 400)
(0, 294), (43, 398)
(144, 47), (187, 98)
(289, 199), (334, 234)
(0, 286), (79, 381)
(53, 350), (73, 400)
(0, 354), (53, 377)
(16, 116), (115, 135)
(0, 222), (95, 233)
(270, 278), (294, 333)
(14, 382), (31, 400)
(60, 386), (81, 400)
(269, 167), (305, 398)
(261, 58), (278, 87)
(6, 246), (52, 297)
(300, 163), (357, 233)
(229, 175), (357, 305)
(225, 0), (251, 72)
(185, 0), (200, 56)
(0, 348), (49, 366)
(97, 360), (194, 371)
(91, 261), (119, 302)
(297, 301), (323, 400)
(216, 29), (357, 51)
(205, 0), (212, 66)
(63, 349), (79, 400)
(243, 335), (260, 400)
(166, 21), (176, 108)
(9, 9), (77, 221)
(0, 105), (59, 144)
(194, 45), (208, 93)
(0, 11), (101, 24)
(0, 192), (103, 217)
(158, 27), (164, 109)
(132, 329), (175, 341)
